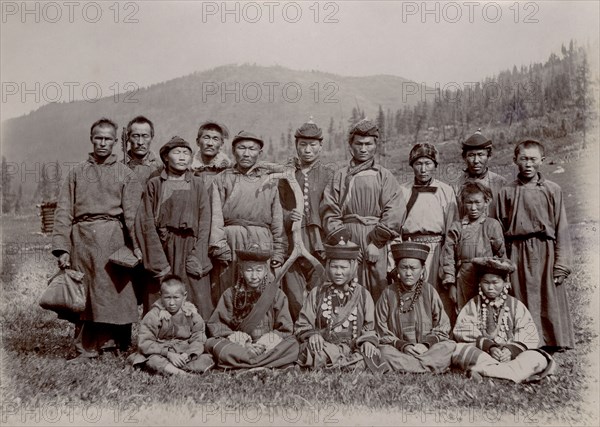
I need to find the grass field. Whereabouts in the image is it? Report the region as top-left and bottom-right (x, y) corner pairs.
(1, 141), (598, 426)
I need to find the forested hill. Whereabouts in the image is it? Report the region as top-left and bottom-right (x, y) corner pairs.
(1, 64), (420, 166)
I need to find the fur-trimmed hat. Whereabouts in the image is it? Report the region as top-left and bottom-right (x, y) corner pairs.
(159, 136), (192, 164)
(390, 242), (430, 262)
(295, 118), (323, 141)
(349, 119), (379, 141)
(236, 243), (272, 262)
(409, 143), (439, 166)
(472, 257), (515, 277)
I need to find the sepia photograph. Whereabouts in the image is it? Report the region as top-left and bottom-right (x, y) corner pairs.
(1, 1), (599, 425)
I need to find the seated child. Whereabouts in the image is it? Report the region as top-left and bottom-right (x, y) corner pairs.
(452, 257), (556, 383)
(441, 182), (505, 319)
(128, 275), (214, 376)
(376, 242), (456, 373)
(205, 244), (299, 369)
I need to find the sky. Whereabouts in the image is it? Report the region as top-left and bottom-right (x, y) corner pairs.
(1, 0), (599, 120)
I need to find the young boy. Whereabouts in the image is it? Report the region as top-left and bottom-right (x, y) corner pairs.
(128, 275), (214, 376)
(452, 257), (555, 383)
(442, 182), (505, 318)
(496, 140), (574, 350)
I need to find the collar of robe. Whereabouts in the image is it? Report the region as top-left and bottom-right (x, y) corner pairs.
(88, 153), (117, 165)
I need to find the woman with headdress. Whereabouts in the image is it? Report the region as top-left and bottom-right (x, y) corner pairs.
(375, 242), (456, 373)
(205, 244), (299, 369)
(452, 257), (555, 383)
(295, 232), (380, 370)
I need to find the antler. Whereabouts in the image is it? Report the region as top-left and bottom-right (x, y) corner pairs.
(258, 162), (325, 282)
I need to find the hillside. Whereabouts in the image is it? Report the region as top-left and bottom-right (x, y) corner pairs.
(1, 64), (420, 166)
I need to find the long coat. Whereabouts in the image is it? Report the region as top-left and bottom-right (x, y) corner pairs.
(496, 173), (574, 347)
(135, 170), (213, 319)
(52, 154), (142, 324)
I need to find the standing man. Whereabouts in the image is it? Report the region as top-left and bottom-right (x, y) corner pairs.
(209, 131), (285, 304)
(278, 118), (335, 321)
(399, 143), (459, 322)
(125, 115), (162, 183)
(52, 118), (142, 361)
(191, 120), (232, 187)
(124, 115), (162, 309)
(322, 119), (405, 303)
(453, 130), (506, 218)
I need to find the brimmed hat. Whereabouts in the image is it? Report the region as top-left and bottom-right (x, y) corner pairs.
(324, 228), (360, 260)
(349, 119), (379, 141)
(390, 242), (430, 262)
(462, 130), (492, 150)
(232, 131), (264, 148)
(295, 118), (323, 141)
(197, 120), (230, 140)
(472, 257), (515, 276)
(159, 136), (192, 164)
(236, 243), (272, 262)
(409, 143), (439, 166)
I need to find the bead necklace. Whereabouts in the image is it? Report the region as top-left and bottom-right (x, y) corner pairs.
(479, 288), (510, 342)
(231, 277), (267, 327)
(320, 278), (359, 337)
(395, 277), (424, 313)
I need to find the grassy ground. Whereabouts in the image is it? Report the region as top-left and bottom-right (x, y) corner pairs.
(1, 143), (599, 426)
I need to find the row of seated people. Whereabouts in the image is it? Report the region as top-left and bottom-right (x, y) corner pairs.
(128, 239), (556, 384)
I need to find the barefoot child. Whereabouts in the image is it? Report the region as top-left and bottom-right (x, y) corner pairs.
(452, 257), (555, 383)
(496, 140), (574, 350)
(441, 182), (505, 317)
(128, 275), (214, 376)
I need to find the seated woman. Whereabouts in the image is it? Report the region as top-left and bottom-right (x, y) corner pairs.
(452, 257), (556, 383)
(295, 232), (379, 370)
(376, 242), (456, 373)
(205, 244), (299, 369)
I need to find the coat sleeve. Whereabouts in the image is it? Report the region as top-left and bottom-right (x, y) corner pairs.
(187, 311), (208, 357)
(138, 310), (171, 356)
(207, 290), (235, 338)
(487, 218), (506, 258)
(552, 186), (572, 277)
(51, 169), (75, 256)
(374, 289), (401, 346)
(189, 180), (213, 276)
(423, 287), (451, 347)
(441, 221), (461, 282)
(122, 170), (143, 249)
(294, 287), (321, 342)
(271, 290), (293, 338)
(510, 300), (540, 351)
(135, 180), (170, 275)
(443, 186), (460, 235)
(208, 179), (229, 257)
(453, 299), (483, 344)
(355, 289), (379, 347)
(320, 171), (345, 237)
(367, 170), (405, 248)
(269, 186), (286, 264)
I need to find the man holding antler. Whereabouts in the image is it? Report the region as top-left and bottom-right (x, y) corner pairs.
(278, 118), (335, 321)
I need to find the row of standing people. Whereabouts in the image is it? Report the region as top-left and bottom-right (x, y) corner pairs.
(51, 115), (574, 366)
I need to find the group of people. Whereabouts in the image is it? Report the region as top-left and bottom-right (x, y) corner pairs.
(50, 114), (573, 383)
